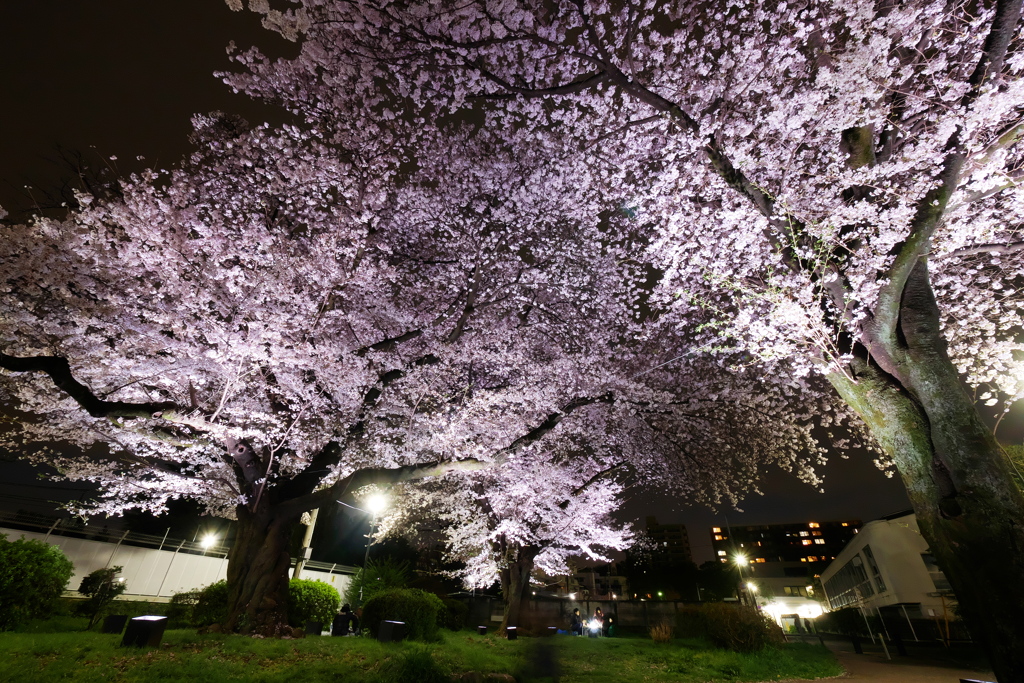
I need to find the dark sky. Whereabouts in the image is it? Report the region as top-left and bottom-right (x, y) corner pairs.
(0, 1), (290, 216)
(6, 1), (1012, 566)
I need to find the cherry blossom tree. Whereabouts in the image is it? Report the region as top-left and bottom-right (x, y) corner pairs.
(0, 113), (642, 634)
(378, 452), (633, 629)
(226, 0), (1024, 673)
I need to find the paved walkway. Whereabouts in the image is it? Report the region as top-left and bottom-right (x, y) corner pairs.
(826, 649), (995, 682)
(781, 638), (995, 683)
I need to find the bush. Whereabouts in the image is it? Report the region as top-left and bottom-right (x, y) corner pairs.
(0, 534), (74, 630)
(193, 580), (229, 627)
(78, 566), (127, 629)
(649, 620), (673, 643)
(167, 588), (202, 627)
(361, 588), (445, 642)
(699, 603), (783, 652)
(288, 579), (341, 627)
(441, 598), (468, 631)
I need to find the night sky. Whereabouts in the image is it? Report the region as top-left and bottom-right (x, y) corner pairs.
(3, 2), (1016, 566)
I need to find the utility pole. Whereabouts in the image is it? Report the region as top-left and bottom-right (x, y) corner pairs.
(292, 508), (319, 580)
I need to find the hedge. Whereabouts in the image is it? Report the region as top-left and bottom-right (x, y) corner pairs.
(361, 588), (445, 642)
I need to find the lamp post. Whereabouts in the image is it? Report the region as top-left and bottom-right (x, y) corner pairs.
(358, 493), (388, 606)
(734, 553), (749, 605)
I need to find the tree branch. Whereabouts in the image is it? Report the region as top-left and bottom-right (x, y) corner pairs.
(869, 0), (1022, 353)
(0, 352), (179, 419)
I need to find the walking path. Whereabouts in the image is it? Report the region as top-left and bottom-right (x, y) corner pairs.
(782, 637), (995, 683)
(825, 649), (995, 682)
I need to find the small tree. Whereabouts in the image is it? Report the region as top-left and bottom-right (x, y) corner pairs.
(78, 566), (126, 630)
(342, 557), (410, 608)
(0, 534), (74, 630)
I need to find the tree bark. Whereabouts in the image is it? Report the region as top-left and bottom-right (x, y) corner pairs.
(223, 504), (298, 636)
(828, 261), (1024, 681)
(498, 547), (538, 631)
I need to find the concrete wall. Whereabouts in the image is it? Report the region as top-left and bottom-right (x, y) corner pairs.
(463, 595), (705, 633)
(1, 527), (351, 600)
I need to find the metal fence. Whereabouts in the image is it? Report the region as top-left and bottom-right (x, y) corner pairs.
(0, 510), (357, 600)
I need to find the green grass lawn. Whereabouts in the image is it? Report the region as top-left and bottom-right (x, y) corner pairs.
(0, 623), (842, 683)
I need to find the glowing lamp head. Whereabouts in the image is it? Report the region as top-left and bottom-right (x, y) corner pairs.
(734, 553), (748, 566)
(201, 534), (218, 549)
(746, 582), (757, 593)
(366, 493), (388, 516)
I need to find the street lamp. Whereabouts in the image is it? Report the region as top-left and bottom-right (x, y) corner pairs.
(359, 493), (389, 606)
(366, 493), (388, 517)
(200, 534), (218, 554)
(734, 554), (749, 605)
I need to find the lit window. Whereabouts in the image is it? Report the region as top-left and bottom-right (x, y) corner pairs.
(714, 534), (723, 540)
(802, 540), (812, 546)
(757, 541), (763, 546)
(814, 539), (826, 545)
(841, 522), (849, 527)
(712, 527), (721, 533)
(799, 531), (810, 537)
(800, 558), (807, 562)
(755, 558), (766, 563)
(808, 522), (820, 529)
(717, 550), (727, 556)
(808, 556), (818, 561)
(812, 531), (822, 536)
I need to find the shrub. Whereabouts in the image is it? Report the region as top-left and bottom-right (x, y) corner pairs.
(0, 534), (74, 630)
(441, 598), (468, 631)
(343, 557), (410, 607)
(700, 603), (784, 652)
(288, 579), (341, 627)
(193, 580), (229, 627)
(649, 620), (674, 643)
(167, 589), (202, 627)
(78, 566), (127, 629)
(361, 588), (445, 642)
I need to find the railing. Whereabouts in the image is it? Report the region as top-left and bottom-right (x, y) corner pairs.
(0, 510), (357, 575)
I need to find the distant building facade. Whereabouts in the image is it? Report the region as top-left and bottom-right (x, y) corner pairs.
(819, 511), (954, 626)
(710, 519), (861, 566)
(645, 516), (692, 564)
(744, 561), (826, 631)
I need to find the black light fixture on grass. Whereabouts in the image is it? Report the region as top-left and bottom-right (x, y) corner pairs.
(121, 616), (168, 647)
(477, 625), (487, 635)
(506, 626), (517, 640)
(378, 620), (406, 642)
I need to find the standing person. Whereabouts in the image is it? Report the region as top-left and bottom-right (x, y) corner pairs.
(569, 608), (583, 636)
(592, 608), (604, 637)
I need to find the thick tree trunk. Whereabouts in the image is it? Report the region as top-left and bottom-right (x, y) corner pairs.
(223, 505), (298, 636)
(828, 261), (1024, 681)
(498, 548), (537, 631)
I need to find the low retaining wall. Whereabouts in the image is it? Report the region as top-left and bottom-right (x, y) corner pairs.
(1, 526), (352, 599)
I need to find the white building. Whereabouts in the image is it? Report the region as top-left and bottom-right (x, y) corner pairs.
(819, 511), (956, 638)
(742, 562), (824, 631)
